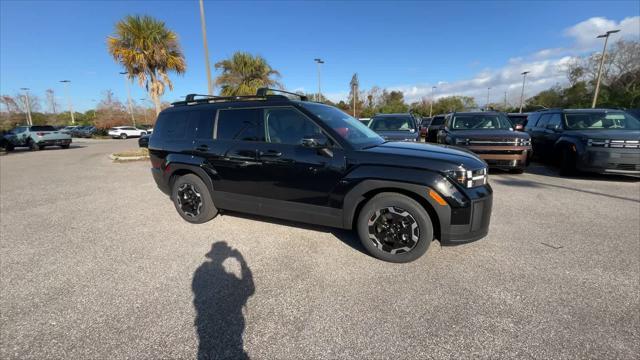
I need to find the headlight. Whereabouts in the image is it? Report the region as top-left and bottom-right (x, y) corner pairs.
(445, 166), (488, 188)
(455, 138), (469, 145)
(517, 138), (531, 146)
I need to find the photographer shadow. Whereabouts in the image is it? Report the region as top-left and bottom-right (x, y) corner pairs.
(192, 242), (254, 360)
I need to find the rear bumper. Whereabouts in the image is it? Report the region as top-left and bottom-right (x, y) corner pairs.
(579, 148), (640, 176)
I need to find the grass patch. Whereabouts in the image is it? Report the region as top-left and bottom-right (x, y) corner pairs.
(112, 148), (149, 158)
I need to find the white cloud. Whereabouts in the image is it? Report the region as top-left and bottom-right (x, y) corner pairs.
(379, 16), (639, 106)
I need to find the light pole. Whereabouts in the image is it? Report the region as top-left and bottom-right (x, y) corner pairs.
(59, 80), (75, 124)
(592, 29), (620, 108)
(20, 88), (32, 125)
(120, 72), (136, 126)
(519, 71), (530, 113)
(314, 58), (324, 102)
(486, 87), (491, 109)
(140, 98), (150, 123)
(199, 0), (214, 95)
(429, 86), (436, 117)
(504, 91), (508, 109)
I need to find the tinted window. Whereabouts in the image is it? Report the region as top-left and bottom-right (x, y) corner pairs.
(216, 108), (265, 141)
(155, 111), (189, 139)
(526, 113), (540, 128)
(431, 116), (445, 125)
(265, 108), (322, 145)
(192, 110), (215, 139)
(546, 114), (562, 129)
(564, 112), (640, 130)
(30, 126), (56, 131)
(537, 114), (551, 128)
(369, 116), (416, 131)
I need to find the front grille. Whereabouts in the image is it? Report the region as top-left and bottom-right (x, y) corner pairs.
(473, 149), (524, 155)
(468, 139), (518, 146)
(486, 159), (522, 166)
(588, 139), (640, 148)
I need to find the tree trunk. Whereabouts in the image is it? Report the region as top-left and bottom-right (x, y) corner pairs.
(151, 92), (162, 116)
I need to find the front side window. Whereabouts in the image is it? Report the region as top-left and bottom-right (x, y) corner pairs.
(564, 112), (640, 130)
(216, 108), (265, 141)
(298, 102), (383, 148)
(450, 114), (512, 130)
(265, 108), (322, 145)
(546, 114), (562, 129)
(369, 116), (416, 131)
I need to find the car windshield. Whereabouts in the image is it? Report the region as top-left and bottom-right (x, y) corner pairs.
(369, 116), (416, 131)
(564, 112), (640, 130)
(299, 102), (383, 148)
(451, 114), (512, 130)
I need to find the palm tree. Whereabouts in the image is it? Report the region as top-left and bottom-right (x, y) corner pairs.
(215, 52), (282, 96)
(107, 15), (186, 116)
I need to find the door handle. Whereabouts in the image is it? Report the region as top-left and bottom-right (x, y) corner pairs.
(259, 150), (282, 158)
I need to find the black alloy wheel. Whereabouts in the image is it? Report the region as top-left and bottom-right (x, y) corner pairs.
(368, 207), (419, 254)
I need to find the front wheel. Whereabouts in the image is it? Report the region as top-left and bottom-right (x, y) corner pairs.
(60, 144), (70, 149)
(29, 141), (40, 151)
(559, 148), (576, 176)
(172, 174), (218, 224)
(120, 133), (128, 139)
(357, 193), (433, 263)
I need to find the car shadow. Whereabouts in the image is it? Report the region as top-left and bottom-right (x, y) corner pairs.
(525, 161), (640, 183)
(219, 210), (369, 256)
(192, 241), (255, 360)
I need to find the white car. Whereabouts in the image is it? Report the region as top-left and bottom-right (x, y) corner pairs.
(108, 126), (147, 139)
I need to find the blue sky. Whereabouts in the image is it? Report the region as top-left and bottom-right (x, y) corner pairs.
(1, 0), (639, 111)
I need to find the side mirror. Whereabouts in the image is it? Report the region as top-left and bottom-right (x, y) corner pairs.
(515, 124), (524, 131)
(301, 134), (329, 149)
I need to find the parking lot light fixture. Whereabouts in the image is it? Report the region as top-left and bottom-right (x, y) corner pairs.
(314, 58), (324, 102)
(430, 86), (436, 117)
(592, 29), (620, 108)
(519, 71), (530, 113)
(59, 80), (75, 124)
(19, 87), (33, 126)
(486, 87), (491, 109)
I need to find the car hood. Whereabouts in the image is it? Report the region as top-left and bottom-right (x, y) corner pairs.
(374, 130), (419, 140)
(449, 129), (529, 140)
(355, 141), (486, 171)
(562, 129), (640, 140)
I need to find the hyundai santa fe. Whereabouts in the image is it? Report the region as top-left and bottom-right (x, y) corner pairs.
(148, 89), (493, 262)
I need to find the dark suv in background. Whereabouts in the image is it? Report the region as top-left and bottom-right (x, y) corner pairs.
(424, 114), (446, 143)
(437, 111), (532, 172)
(525, 108), (640, 176)
(148, 89), (493, 263)
(367, 113), (420, 142)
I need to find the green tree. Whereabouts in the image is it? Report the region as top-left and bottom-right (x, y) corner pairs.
(379, 90), (408, 113)
(108, 15), (186, 115)
(215, 52), (282, 96)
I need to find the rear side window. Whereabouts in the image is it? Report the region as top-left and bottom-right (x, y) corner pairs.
(155, 111), (189, 139)
(216, 108), (264, 141)
(192, 110), (215, 139)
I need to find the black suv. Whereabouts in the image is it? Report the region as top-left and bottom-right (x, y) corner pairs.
(525, 108), (640, 176)
(424, 114), (446, 143)
(148, 89), (493, 262)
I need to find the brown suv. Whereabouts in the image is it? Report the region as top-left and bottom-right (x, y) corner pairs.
(436, 111), (532, 172)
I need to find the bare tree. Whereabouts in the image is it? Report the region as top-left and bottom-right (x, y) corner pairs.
(45, 89), (59, 114)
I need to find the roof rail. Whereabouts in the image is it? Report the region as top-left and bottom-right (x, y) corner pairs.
(256, 88), (308, 101)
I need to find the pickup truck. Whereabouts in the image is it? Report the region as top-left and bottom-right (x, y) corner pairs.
(2, 125), (72, 151)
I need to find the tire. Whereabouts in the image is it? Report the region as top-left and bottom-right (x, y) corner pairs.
(559, 147), (576, 176)
(61, 144), (70, 149)
(120, 133), (128, 140)
(29, 140), (40, 151)
(5, 143), (14, 152)
(357, 192), (433, 263)
(172, 174), (218, 224)
(509, 168), (524, 174)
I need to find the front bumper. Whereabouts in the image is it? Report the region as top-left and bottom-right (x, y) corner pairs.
(37, 138), (71, 146)
(461, 145), (531, 169)
(579, 148), (640, 176)
(435, 183), (493, 245)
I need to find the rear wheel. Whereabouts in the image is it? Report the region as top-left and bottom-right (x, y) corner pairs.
(29, 141), (40, 151)
(357, 193), (433, 263)
(172, 174), (218, 224)
(120, 133), (128, 139)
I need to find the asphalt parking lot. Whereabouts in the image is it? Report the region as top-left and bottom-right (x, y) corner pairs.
(1, 139), (639, 359)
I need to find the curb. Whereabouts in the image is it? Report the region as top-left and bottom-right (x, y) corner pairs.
(109, 154), (149, 161)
